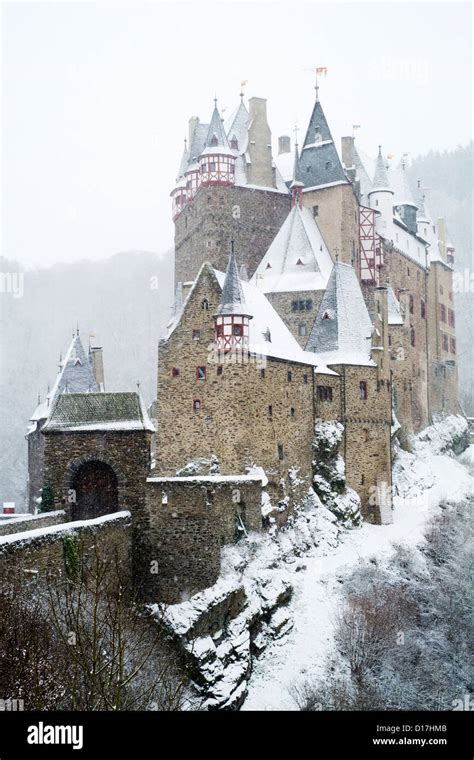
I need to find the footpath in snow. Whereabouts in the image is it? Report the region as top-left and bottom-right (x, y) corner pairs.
(242, 418), (474, 711)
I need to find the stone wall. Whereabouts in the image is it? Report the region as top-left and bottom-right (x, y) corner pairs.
(174, 184), (290, 283)
(144, 476), (262, 603)
(384, 242), (430, 433)
(42, 429), (152, 596)
(27, 421), (47, 513)
(302, 184), (360, 269)
(266, 290), (324, 348)
(155, 267), (314, 504)
(0, 509), (66, 537)
(426, 260), (459, 416)
(0, 512), (131, 587)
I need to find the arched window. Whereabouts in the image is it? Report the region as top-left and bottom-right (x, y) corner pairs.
(201, 298), (209, 310)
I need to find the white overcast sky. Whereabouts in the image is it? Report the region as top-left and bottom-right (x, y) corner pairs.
(1, 0), (472, 268)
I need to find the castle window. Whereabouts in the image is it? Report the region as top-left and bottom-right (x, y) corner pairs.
(287, 371), (292, 382)
(407, 266), (410, 276)
(207, 196), (212, 204)
(193, 399), (201, 412)
(217, 365), (223, 376)
(171, 367), (180, 377)
(388, 335), (392, 346)
(317, 386), (333, 401)
(442, 333), (449, 352)
(305, 299), (313, 310)
(277, 444), (284, 461)
(192, 329), (201, 341)
(196, 366), (206, 380)
(266, 262), (272, 269)
(201, 298), (209, 310)
(260, 369), (265, 379)
(216, 324), (224, 337)
(375, 199), (379, 207)
(409, 294), (414, 314)
(232, 324), (243, 337)
(359, 381), (368, 400)
(313, 205), (319, 217)
(210, 134), (218, 147)
(209, 161), (216, 172)
(421, 299), (426, 319)
(296, 258), (304, 266)
(439, 285), (444, 295)
(268, 405), (273, 418)
(360, 474), (365, 485)
(290, 407), (295, 418)
(410, 329), (416, 347)
(448, 308), (455, 327)
(306, 166), (311, 173)
(298, 323), (307, 337)
(303, 374), (308, 384)
(230, 137), (238, 150)
(449, 291), (453, 301)
(325, 161), (332, 170)
(439, 304), (446, 323)
(450, 337), (456, 354)
(291, 301), (298, 312)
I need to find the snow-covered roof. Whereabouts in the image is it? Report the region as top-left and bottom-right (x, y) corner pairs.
(388, 161), (417, 208)
(215, 251), (250, 316)
(224, 100), (249, 153)
(42, 392), (155, 433)
(203, 101), (230, 151)
(251, 204), (333, 294)
(273, 150), (294, 184)
(387, 285), (404, 325)
(300, 97), (348, 189)
(306, 262), (375, 366)
(28, 333), (99, 434)
(352, 143), (373, 202)
(371, 146), (392, 192)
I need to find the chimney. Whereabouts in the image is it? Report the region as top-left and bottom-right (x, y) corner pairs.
(278, 135), (291, 155)
(90, 346), (105, 391)
(341, 136), (355, 169)
(246, 97), (274, 188)
(188, 117), (199, 156)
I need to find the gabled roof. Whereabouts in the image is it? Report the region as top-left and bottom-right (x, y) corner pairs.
(300, 98), (347, 189)
(251, 204), (332, 293)
(215, 251), (250, 316)
(306, 262), (374, 366)
(42, 392), (155, 433)
(387, 285), (404, 325)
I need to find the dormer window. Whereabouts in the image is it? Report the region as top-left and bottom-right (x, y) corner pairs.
(263, 328), (271, 342)
(210, 134), (218, 147)
(266, 262), (272, 269)
(296, 258), (304, 266)
(325, 161), (332, 170)
(230, 136), (238, 150)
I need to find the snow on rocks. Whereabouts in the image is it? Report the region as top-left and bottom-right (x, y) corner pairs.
(242, 415), (474, 710)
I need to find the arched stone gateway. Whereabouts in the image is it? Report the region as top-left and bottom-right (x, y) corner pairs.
(71, 460), (119, 520)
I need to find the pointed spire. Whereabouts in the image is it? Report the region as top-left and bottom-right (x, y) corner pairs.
(372, 145), (391, 190)
(176, 138), (189, 180)
(290, 141), (303, 188)
(204, 98), (229, 150)
(300, 91), (347, 188)
(215, 242), (250, 316)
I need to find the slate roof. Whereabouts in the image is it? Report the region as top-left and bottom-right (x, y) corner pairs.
(215, 251), (250, 316)
(42, 393), (155, 433)
(225, 99), (249, 153)
(300, 98), (347, 189)
(290, 144), (304, 188)
(203, 101), (230, 152)
(372, 146), (391, 191)
(306, 262), (374, 366)
(28, 334), (99, 433)
(176, 141), (189, 180)
(188, 122), (209, 163)
(251, 204), (332, 293)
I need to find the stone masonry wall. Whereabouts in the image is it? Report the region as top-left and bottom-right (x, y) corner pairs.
(174, 184), (290, 284)
(42, 429), (152, 597)
(302, 184), (360, 268)
(0, 512), (132, 588)
(144, 476), (262, 603)
(266, 290), (324, 348)
(156, 266), (315, 506)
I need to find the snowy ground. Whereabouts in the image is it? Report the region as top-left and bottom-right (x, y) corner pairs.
(242, 435), (474, 711)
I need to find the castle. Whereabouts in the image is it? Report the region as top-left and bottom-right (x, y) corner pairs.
(26, 85), (460, 603)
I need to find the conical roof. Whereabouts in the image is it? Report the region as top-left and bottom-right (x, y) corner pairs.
(300, 97), (347, 188)
(203, 100), (230, 152)
(371, 146), (391, 191)
(215, 250), (251, 316)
